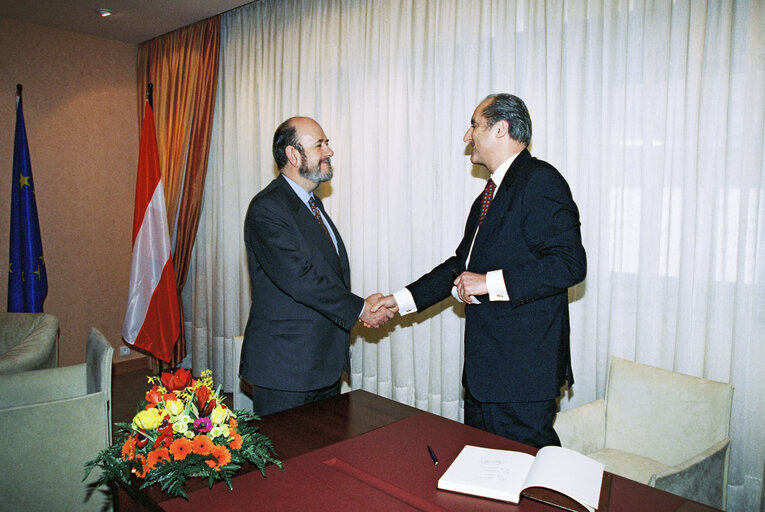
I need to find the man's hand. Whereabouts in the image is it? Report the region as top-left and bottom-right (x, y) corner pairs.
(360, 293), (396, 328)
(370, 294), (399, 314)
(453, 271), (487, 304)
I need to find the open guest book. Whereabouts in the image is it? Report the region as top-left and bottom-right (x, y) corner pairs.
(437, 445), (606, 512)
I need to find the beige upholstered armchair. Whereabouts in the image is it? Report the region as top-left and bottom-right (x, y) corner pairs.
(0, 312), (59, 374)
(554, 356), (733, 510)
(0, 328), (113, 511)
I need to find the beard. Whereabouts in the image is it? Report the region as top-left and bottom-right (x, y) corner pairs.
(297, 146), (333, 184)
(299, 159), (333, 183)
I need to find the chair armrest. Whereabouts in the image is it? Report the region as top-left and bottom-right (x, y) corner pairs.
(652, 438), (730, 509)
(0, 391), (112, 511)
(554, 398), (606, 455)
(0, 364), (87, 408)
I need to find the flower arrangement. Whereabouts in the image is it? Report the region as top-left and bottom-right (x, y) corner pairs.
(84, 368), (281, 499)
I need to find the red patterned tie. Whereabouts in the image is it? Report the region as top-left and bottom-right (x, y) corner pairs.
(478, 179), (496, 226)
(309, 197), (333, 243)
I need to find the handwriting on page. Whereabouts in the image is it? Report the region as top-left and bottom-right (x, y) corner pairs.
(477, 457), (515, 481)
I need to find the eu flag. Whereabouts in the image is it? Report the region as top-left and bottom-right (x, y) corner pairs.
(8, 89), (47, 312)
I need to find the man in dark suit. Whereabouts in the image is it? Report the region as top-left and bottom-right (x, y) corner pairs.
(374, 94), (586, 447)
(241, 116), (393, 416)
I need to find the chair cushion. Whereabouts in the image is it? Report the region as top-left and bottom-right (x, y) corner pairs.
(588, 448), (668, 485)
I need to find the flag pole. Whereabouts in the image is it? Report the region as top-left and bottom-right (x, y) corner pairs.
(146, 82), (160, 373)
(16, 84), (22, 103)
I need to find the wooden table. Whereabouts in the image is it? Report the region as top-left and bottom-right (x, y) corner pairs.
(114, 390), (420, 511)
(114, 390), (719, 511)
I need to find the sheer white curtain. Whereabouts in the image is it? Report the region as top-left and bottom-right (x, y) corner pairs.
(183, 0), (764, 509)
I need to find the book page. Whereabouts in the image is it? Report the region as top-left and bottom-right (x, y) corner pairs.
(522, 446), (604, 511)
(437, 445), (535, 503)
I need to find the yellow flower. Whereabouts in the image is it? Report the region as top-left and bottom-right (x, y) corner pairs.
(133, 408), (163, 431)
(210, 405), (230, 425)
(165, 398), (185, 416)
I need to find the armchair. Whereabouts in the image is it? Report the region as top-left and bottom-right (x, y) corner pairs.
(0, 327), (113, 511)
(554, 356), (733, 509)
(0, 311), (59, 373)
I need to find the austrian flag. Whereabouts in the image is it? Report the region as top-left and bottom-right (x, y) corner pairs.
(122, 100), (181, 362)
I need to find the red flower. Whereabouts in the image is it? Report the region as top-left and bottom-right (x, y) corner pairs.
(161, 368), (192, 391)
(196, 386), (216, 416)
(153, 421), (174, 449)
(145, 385), (163, 405)
(135, 433), (149, 448)
(196, 385), (210, 406)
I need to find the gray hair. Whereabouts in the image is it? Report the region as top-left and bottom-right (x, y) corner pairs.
(481, 93), (532, 145)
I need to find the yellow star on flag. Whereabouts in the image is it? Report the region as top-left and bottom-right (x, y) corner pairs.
(18, 174), (31, 188)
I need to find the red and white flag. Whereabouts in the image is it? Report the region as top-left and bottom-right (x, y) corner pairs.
(122, 100), (181, 362)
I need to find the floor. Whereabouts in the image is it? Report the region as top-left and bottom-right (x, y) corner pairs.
(110, 367), (232, 440)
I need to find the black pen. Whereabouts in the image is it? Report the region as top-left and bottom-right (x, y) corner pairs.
(427, 445), (439, 465)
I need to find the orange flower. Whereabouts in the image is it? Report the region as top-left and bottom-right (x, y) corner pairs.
(228, 417), (239, 429)
(145, 448), (171, 471)
(228, 431), (243, 450)
(191, 434), (214, 455)
(205, 444), (231, 471)
(169, 437), (193, 461)
(121, 436), (136, 460)
(133, 454), (149, 478)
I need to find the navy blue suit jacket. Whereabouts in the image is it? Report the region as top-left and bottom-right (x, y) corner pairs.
(407, 149), (586, 402)
(241, 174), (364, 392)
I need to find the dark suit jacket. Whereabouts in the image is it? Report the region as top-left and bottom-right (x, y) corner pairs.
(407, 149), (586, 402)
(241, 174), (364, 392)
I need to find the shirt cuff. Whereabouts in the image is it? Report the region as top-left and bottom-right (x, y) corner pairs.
(486, 270), (510, 301)
(393, 288), (418, 315)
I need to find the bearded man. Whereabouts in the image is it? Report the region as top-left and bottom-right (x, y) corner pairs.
(240, 116), (392, 416)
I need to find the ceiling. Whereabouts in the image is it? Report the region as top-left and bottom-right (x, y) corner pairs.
(0, 0), (253, 44)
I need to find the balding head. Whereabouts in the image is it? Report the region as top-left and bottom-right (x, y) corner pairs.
(273, 116), (335, 192)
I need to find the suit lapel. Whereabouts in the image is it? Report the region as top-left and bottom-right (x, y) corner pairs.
(467, 150), (528, 268)
(277, 176), (346, 284)
(313, 196), (351, 287)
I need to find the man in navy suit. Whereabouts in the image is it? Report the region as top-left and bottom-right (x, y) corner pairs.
(240, 116), (393, 416)
(374, 94), (586, 447)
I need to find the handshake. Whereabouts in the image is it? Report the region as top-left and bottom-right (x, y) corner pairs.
(359, 293), (399, 328)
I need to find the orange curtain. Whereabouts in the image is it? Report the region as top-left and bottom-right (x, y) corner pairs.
(137, 16), (220, 365)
